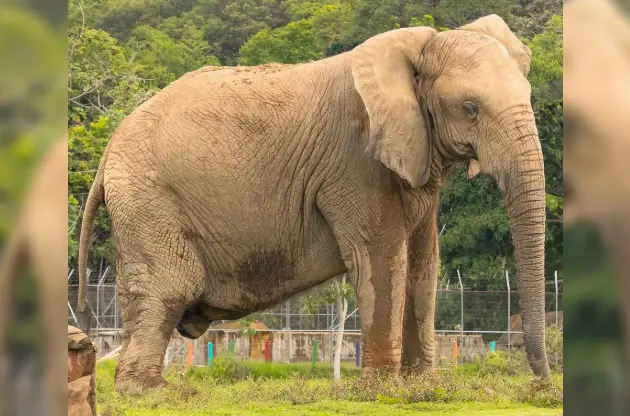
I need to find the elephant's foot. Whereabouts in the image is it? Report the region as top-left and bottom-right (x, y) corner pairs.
(360, 362), (401, 379)
(359, 366), (380, 379)
(115, 371), (168, 394)
(401, 357), (434, 376)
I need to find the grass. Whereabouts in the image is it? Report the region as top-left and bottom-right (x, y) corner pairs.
(96, 356), (563, 415)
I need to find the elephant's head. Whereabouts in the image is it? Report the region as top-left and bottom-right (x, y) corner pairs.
(350, 15), (549, 377)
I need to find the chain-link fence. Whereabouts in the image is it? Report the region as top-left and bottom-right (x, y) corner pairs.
(68, 268), (563, 367)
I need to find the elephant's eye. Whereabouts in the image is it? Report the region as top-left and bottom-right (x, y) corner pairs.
(463, 101), (478, 120)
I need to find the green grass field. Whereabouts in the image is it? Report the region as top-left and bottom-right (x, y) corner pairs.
(96, 354), (563, 415)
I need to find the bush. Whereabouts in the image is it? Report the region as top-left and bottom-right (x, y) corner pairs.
(456, 328), (563, 377)
(515, 376), (563, 408)
(546, 326), (563, 371)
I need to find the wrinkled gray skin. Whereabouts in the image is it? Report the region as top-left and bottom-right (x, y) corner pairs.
(77, 14), (550, 391)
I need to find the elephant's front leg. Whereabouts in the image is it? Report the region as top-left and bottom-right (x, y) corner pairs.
(402, 212), (440, 374)
(346, 233), (408, 377)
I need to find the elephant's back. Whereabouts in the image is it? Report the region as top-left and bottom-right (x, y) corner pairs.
(163, 62), (301, 94)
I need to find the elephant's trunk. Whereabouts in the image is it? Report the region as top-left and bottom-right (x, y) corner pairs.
(500, 134), (550, 378)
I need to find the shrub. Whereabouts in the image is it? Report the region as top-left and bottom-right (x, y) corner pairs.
(546, 326), (563, 371)
(515, 376), (563, 407)
(283, 373), (322, 405)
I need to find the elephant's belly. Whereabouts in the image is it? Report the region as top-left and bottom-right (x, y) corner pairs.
(196, 213), (347, 313)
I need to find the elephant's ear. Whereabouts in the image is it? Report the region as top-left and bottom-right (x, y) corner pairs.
(351, 27), (437, 189)
(460, 14), (532, 77)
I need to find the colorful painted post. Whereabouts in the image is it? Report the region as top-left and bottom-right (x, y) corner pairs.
(355, 341), (361, 367)
(187, 342), (193, 368)
(489, 341), (496, 353)
(451, 341), (458, 364)
(264, 340), (271, 363)
(311, 340), (319, 366)
(228, 340), (235, 355)
(207, 342), (213, 367)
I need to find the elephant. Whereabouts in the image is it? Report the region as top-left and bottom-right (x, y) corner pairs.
(0, 137), (68, 416)
(76, 14), (550, 391)
(564, 0), (630, 362)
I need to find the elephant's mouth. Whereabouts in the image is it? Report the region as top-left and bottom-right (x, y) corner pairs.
(452, 143), (476, 161)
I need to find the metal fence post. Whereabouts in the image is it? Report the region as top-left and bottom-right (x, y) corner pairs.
(506, 270), (511, 360)
(456, 270), (463, 365)
(285, 299), (290, 330)
(311, 340), (319, 366)
(114, 287), (118, 331)
(68, 270), (78, 325)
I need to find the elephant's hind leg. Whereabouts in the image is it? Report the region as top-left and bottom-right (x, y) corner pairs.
(110, 195), (207, 392)
(114, 285), (182, 392)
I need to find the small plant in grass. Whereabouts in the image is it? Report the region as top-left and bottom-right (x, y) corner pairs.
(515, 376), (563, 407)
(546, 326), (563, 371)
(483, 351), (509, 374)
(283, 373), (321, 404)
(401, 373), (451, 403)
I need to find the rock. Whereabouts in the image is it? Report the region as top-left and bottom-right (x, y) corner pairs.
(68, 326), (97, 416)
(68, 375), (94, 416)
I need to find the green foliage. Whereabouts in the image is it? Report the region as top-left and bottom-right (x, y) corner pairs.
(239, 1), (355, 64)
(239, 20), (320, 64)
(68, 116), (118, 271)
(528, 15), (563, 106)
(433, 0), (514, 27)
(298, 277), (355, 316)
(410, 15), (435, 28)
(126, 24), (220, 87)
(508, 0), (563, 39)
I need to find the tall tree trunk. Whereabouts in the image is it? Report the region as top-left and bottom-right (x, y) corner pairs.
(333, 275), (348, 380)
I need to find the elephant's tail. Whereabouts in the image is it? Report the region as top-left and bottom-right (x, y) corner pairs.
(76, 144), (109, 333)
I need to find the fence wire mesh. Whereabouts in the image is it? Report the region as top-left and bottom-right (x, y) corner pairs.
(68, 269), (563, 367)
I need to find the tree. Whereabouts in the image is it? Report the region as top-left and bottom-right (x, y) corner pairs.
(508, 0), (563, 38)
(433, 0), (514, 27)
(299, 277), (355, 376)
(239, 1), (355, 65)
(68, 26), (152, 123)
(68, 117), (118, 271)
(333, 275), (349, 379)
(238, 19), (320, 65)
